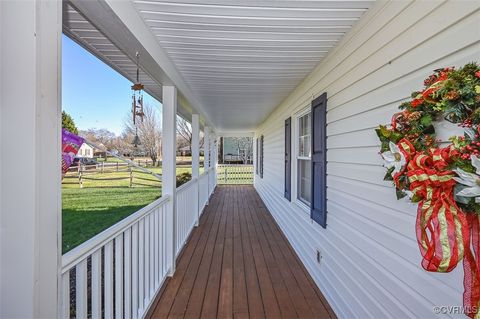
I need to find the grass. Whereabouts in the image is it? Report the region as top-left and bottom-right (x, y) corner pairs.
(62, 165), (195, 253)
(62, 163), (236, 254)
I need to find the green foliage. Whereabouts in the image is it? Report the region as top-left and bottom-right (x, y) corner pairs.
(62, 111), (78, 134)
(176, 172), (192, 187)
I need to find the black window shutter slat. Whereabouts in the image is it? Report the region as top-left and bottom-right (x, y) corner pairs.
(284, 118), (291, 201)
(260, 135), (264, 178)
(255, 138), (259, 175)
(311, 93), (327, 228)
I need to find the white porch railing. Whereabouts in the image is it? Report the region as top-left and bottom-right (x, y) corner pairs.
(175, 178), (198, 256)
(217, 164), (253, 185)
(60, 168), (217, 319)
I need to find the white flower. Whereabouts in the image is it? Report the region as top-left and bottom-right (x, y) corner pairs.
(381, 141), (406, 176)
(453, 155), (480, 202)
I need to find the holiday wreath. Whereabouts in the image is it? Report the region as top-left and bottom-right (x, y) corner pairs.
(376, 63), (480, 317)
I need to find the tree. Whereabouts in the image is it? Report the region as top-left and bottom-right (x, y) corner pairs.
(176, 116), (204, 153)
(79, 128), (116, 149)
(62, 111), (78, 134)
(231, 137), (253, 164)
(124, 103), (161, 165)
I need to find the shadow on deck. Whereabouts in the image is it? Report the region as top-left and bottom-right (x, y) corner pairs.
(148, 185), (335, 319)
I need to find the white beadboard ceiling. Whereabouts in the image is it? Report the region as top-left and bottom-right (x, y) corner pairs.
(131, 0), (373, 131)
(64, 0), (373, 132)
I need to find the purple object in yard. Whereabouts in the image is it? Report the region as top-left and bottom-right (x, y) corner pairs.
(62, 129), (84, 174)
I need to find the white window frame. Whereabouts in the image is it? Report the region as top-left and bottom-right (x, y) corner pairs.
(292, 106), (311, 213)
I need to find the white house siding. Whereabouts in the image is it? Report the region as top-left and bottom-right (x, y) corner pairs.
(254, 1), (480, 318)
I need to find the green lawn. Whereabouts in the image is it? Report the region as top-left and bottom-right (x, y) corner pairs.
(62, 165), (194, 253)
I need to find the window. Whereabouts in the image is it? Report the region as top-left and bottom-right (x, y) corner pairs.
(297, 112), (311, 205)
(256, 138), (259, 175)
(260, 135), (264, 178)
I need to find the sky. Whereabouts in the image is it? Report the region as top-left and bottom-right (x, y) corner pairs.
(62, 35), (161, 135)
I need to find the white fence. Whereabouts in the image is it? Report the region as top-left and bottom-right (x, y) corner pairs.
(217, 164), (253, 184)
(60, 167), (217, 318)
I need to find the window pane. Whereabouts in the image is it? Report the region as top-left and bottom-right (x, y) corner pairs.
(297, 159), (311, 205)
(298, 113), (311, 157)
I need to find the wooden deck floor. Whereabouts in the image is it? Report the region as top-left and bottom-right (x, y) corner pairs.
(149, 185), (335, 319)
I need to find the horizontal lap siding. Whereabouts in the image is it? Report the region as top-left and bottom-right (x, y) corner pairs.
(254, 1), (480, 318)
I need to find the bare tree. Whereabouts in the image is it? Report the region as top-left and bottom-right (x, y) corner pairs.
(124, 103), (161, 165)
(79, 128), (116, 149)
(231, 137), (253, 164)
(176, 116), (204, 153)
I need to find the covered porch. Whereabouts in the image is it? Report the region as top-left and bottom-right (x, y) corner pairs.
(150, 186), (334, 319)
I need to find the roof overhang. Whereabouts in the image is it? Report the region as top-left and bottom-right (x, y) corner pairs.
(64, 0), (373, 133)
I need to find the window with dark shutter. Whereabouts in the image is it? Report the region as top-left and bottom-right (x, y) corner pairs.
(255, 138), (259, 175)
(311, 93), (327, 228)
(285, 117), (291, 201)
(260, 135), (264, 178)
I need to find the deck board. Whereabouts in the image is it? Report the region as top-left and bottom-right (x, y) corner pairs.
(149, 186), (335, 319)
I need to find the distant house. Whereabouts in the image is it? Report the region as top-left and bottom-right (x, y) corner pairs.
(77, 142), (107, 159)
(77, 143), (94, 158)
(177, 145), (191, 156)
(221, 137), (253, 164)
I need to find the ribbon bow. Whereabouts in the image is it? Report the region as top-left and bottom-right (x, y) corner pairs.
(407, 150), (469, 272)
(405, 148), (480, 318)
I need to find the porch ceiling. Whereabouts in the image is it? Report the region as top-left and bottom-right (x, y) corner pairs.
(64, 0), (373, 132)
(131, 0), (373, 131)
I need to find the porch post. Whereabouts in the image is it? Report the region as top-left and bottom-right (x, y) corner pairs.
(211, 133), (217, 192)
(191, 114), (200, 226)
(204, 127), (210, 203)
(162, 86), (177, 275)
(0, 1), (61, 318)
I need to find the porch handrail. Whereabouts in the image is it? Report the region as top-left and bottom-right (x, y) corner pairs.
(61, 195), (170, 273)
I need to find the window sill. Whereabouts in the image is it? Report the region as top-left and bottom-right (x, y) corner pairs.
(294, 199), (310, 215)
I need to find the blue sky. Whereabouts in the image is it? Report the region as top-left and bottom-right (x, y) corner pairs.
(62, 35), (161, 135)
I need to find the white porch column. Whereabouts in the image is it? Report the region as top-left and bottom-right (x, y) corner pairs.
(162, 86), (177, 275)
(204, 127), (210, 170)
(211, 134), (217, 191)
(0, 1), (61, 318)
(204, 127), (210, 203)
(191, 114), (200, 226)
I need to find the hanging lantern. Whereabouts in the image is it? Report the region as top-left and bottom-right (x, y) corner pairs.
(132, 128), (141, 148)
(131, 52), (145, 125)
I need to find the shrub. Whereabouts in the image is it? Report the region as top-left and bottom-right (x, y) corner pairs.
(176, 172), (192, 187)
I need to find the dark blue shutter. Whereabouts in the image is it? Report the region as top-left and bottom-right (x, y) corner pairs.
(256, 138), (259, 175)
(260, 135), (264, 178)
(311, 93), (327, 228)
(285, 118), (291, 201)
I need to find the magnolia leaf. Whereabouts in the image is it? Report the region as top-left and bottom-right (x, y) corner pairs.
(384, 168), (394, 181)
(411, 194), (422, 203)
(465, 128), (476, 140)
(454, 184), (472, 204)
(396, 189), (407, 200)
